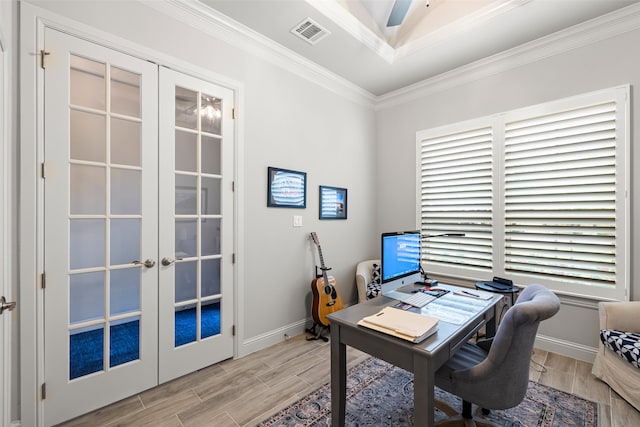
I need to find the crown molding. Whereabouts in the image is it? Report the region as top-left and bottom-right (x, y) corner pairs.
(147, 0), (376, 108)
(375, 2), (640, 110)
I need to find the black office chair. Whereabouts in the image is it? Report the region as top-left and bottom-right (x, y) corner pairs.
(433, 284), (561, 427)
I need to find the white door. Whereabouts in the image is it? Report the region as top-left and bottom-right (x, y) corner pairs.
(43, 29), (159, 425)
(158, 68), (235, 383)
(42, 30), (236, 425)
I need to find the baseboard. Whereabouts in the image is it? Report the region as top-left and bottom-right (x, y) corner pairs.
(535, 334), (597, 363)
(238, 318), (311, 358)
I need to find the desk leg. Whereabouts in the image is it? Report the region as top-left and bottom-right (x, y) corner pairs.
(413, 355), (434, 427)
(485, 305), (498, 338)
(330, 324), (346, 427)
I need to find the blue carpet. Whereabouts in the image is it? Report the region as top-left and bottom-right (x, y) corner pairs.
(70, 305), (220, 380)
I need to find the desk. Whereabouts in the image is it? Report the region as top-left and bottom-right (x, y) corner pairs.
(327, 285), (501, 427)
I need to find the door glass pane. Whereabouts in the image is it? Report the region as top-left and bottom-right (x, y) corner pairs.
(70, 110), (106, 162)
(200, 94), (221, 135)
(201, 177), (221, 215)
(201, 219), (220, 256)
(70, 219), (105, 270)
(175, 174), (197, 215)
(70, 326), (104, 380)
(175, 304), (197, 347)
(69, 271), (105, 324)
(201, 300), (220, 339)
(111, 66), (141, 118)
(175, 261), (197, 303)
(70, 55), (105, 110)
(175, 130), (197, 172)
(110, 219), (140, 265)
(175, 87), (197, 130)
(70, 164), (106, 215)
(110, 316), (140, 367)
(175, 219), (197, 258)
(201, 258), (220, 297)
(202, 135), (221, 175)
(111, 168), (141, 215)
(110, 268), (140, 315)
(111, 118), (141, 166)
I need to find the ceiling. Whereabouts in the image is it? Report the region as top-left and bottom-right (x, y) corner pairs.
(199, 0), (638, 96)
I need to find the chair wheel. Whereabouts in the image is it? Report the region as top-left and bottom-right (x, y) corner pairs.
(481, 408), (491, 415)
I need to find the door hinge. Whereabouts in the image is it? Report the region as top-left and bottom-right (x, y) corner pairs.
(232, 108), (236, 119)
(41, 272), (46, 289)
(232, 325), (235, 336)
(40, 50), (50, 69)
(41, 162), (46, 179)
(231, 181), (235, 192)
(232, 253), (235, 264)
(41, 383), (47, 400)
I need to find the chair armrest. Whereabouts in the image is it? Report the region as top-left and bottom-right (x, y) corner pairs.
(599, 301), (640, 333)
(355, 260), (379, 303)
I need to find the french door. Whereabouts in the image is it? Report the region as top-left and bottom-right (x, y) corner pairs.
(158, 68), (234, 382)
(42, 29), (234, 425)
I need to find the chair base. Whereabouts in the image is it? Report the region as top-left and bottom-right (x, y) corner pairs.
(434, 400), (497, 427)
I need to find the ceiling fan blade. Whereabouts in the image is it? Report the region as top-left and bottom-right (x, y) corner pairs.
(386, 0), (412, 27)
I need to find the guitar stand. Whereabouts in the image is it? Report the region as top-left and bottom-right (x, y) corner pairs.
(306, 323), (329, 342)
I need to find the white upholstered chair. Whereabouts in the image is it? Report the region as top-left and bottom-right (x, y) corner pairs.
(592, 301), (640, 411)
(355, 259), (379, 303)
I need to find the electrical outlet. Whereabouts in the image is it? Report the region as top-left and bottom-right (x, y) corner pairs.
(293, 215), (303, 227)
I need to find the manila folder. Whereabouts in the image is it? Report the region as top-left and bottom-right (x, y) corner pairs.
(357, 306), (439, 343)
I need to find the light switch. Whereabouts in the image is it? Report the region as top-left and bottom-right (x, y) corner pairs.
(293, 215), (303, 227)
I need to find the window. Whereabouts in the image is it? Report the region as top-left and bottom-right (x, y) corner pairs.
(417, 86), (629, 301)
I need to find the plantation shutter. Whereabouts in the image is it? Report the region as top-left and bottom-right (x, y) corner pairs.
(503, 101), (618, 288)
(418, 124), (493, 270)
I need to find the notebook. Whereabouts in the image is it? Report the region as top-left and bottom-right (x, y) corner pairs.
(357, 307), (439, 343)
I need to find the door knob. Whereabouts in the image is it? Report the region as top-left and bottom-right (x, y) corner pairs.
(0, 296), (16, 315)
(133, 259), (156, 268)
(161, 257), (183, 266)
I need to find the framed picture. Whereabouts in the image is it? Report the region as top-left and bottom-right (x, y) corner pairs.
(267, 167), (307, 208)
(319, 185), (347, 220)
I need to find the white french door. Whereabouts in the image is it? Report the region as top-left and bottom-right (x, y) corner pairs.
(42, 29), (235, 425)
(158, 68), (234, 382)
(43, 29), (159, 425)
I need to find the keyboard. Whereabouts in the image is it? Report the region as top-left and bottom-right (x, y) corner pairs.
(397, 291), (436, 308)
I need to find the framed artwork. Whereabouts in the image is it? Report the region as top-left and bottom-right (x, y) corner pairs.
(319, 185), (347, 220)
(267, 167), (307, 208)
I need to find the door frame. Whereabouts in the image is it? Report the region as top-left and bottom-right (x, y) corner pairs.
(19, 4), (245, 425)
(1, 27), (11, 427)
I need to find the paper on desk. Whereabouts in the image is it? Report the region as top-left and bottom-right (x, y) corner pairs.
(357, 307), (439, 343)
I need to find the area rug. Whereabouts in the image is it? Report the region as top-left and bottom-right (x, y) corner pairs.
(258, 357), (598, 427)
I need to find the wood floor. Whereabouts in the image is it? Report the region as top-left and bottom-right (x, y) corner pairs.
(59, 333), (640, 427)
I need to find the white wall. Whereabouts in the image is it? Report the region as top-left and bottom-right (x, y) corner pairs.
(375, 13), (640, 359)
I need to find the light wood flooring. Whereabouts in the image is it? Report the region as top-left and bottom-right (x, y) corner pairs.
(59, 333), (640, 427)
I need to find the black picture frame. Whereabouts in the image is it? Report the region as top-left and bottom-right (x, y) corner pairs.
(319, 185), (347, 220)
(267, 167), (307, 208)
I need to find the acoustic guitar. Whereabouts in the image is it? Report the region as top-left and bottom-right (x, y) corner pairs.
(310, 232), (344, 326)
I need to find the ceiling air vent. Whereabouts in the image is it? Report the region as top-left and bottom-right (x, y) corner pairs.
(291, 18), (330, 45)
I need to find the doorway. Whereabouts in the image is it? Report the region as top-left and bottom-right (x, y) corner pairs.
(41, 29), (235, 426)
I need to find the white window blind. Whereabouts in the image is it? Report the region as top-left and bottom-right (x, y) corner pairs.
(504, 102), (617, 287)
(417, 122), (494, 271)
(417, 86), (628, 300)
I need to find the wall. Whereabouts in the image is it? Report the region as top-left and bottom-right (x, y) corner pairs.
(13, 0), (377, 423)
(375, 16), (640, 360)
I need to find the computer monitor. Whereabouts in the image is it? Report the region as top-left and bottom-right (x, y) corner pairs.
(381, 230), (422, 294)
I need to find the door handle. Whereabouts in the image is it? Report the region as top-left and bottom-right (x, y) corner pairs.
(133, 259), (156, 268)
(0, 296), (16, 315)
(161, 257), (183, 266)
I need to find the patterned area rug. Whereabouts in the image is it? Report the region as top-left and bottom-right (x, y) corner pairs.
(258, 357), (598, 427)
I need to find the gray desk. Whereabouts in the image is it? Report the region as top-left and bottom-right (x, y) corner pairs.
(327, 286), (501, 427)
